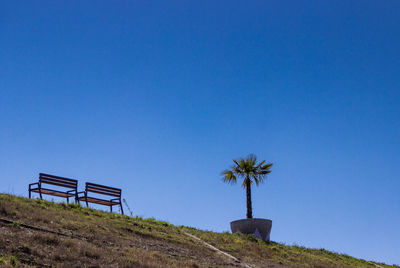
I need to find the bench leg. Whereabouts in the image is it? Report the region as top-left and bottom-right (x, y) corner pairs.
(28, 188), (31, 199)
(120, 200), (124, 215)
(67, 197), (69, 204)
(110, 206), (112, 213)
(83, 193), (87, 207)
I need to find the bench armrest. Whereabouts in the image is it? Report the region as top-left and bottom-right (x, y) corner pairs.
(29, 182), (39, 187)
(66, 189), (77, 193)
(110, 198), (121, 201)
(76, 191), (86, 197)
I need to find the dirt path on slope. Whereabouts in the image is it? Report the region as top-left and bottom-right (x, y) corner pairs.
(369, 262), (385, 268)
(183, 230), (253, 268)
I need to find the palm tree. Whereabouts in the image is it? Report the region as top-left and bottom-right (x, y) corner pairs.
(222, 154), (273, 219)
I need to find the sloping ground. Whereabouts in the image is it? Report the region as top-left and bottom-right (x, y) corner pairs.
(0, 194), (397, 268)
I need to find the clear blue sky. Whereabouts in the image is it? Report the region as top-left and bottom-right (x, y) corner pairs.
(1, 1), (399, 265)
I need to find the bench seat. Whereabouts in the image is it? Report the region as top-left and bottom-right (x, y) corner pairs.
(77, 196), (119, 206)
(30, 188), (76, 198)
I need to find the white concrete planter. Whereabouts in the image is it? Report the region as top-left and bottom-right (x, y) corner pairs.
(230, 218), (272, 241)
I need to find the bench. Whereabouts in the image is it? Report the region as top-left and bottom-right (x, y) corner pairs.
(77, 182), (124, 215)
(29, 173), (78, 203)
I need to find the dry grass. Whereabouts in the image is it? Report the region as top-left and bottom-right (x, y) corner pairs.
(0, 194), (398, 268)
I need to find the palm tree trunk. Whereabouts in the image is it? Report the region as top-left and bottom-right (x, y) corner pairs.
(246, 178), (252, 219)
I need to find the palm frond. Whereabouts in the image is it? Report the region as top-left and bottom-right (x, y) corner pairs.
(239, 159), (246, 170)
(261, 163), (273, 170)
(256, 160), (266, 168)
(247, 154), (257, 166)
(221, 170), (237, 184)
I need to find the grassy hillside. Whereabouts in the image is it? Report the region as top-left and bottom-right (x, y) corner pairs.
(0, 194), (397, 268)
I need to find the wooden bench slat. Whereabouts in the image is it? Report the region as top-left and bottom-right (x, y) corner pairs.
(39, 174), (77, 183)
(86, 185), (121, 194)
(86, 188), (120, 196)
(86, 182), (121, 192)
(39, 173), (77, 183)
(86, 183), (121, 192)
(85, 188), (121, 197)
(40, 176), (77, 184)
(40, 179), (77, 189)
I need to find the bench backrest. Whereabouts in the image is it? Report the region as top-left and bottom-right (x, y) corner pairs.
(85, 182), (121, 198)
(39, 173), (78, 189)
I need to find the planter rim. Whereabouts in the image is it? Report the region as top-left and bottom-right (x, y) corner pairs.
(230, 218), (272, 223)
